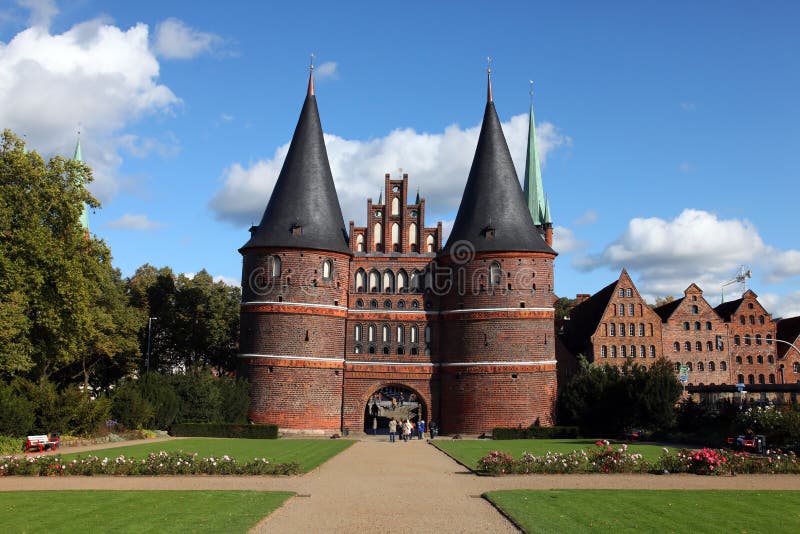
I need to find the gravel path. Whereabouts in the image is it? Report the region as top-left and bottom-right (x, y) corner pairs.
(4, 437), (800, 533)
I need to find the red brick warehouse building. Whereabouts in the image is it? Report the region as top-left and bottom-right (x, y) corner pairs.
(238, 68), (558, 435)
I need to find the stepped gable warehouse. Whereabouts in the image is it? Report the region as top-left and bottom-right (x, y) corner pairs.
(238, 68), (558, 434)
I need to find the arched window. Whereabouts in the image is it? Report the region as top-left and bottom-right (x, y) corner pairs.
(270, 255), (281, 277)
(696, 341), (703, 352)
(640, 345), (646, 358)
(720, 361), (727, 371)
(745, 335), (752, 346)
(391, 197), (400, 216)
(760, 315), (765, 325)
(675, 362), (681, 373)
(627, 288), (633, 297)
(707, 341), (713, 351)
(757, 355), (763, 364)
(691, 305), (699, 314)
(354, 345), (362, 354)
(694, 322), (701, 330)
(683, 322), (690, 331)
(638, 323), (645, 336)
(698, 361), (704, 372)
(370, 299), (378, 309)
(355, 269), (366, 292)
(769, 374), (775, 384)
(755, 334), (762, 345)
(410, 326), (418, 344)
(426, 235), (435, 253)
(736, 356), (742, 364)
(356, 233), (365, 252)
(706, 321), (712, 330)
(631, 345), (636, 358)
(766, 334), (773, 345)
(373, 222), (383, 251)
(369, 270), (381, 293)
(382, 325), (390, 343)
(354, 324), (362, 342)
(397, 300), (405, 309)
(629, 303), (635, 316)
(629, 323), (635, 336)
(610, 346), (617, 358)
(618, 288), (625, 298)
(738, 374), (745, 384)
(619, 305), (625, 317)
(749, 315), (755, 325)
(409, 223), (418, 252)
(619, 323), (626, 337)
(758, 374), (765, 384)
(794, 363), (800, 373)
(490, 262), (502, 286)
(425, 325), (431, 344)
(746, 355), (753, 364)
(686, 362), (693, 371)
(368, 325), (375, 342)
(734, 335), (741, 346)
(391, 223), (400, 252)
(397, 270), (408, 292)
(610, 324), (616, 336)
(383, 270), (395, 293)
(396, 325), (404, 344)
(410, 270), (422, 292)
(412, 300), (420, 309)
(322, 259), (332, 279)
(684, 341), (691, 351)
(650, 345), (656, 358)
(621, 346), (627, 358)
(673, 341), (680, 352)
(356, 299), (364, 308)
(709, 361), (715, 372)
(384, 300), (392, 309)
(768, 355), (774, 364)
(601, 346), (607, 358)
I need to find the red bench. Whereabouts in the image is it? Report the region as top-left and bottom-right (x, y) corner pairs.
(24, 434), (59, 453)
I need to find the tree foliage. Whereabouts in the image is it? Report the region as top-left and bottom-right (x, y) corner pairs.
(558, 357), (682, 435)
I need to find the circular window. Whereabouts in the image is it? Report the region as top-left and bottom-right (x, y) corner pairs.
(375, 211), (382, 217)
(410, 210), (418, 218)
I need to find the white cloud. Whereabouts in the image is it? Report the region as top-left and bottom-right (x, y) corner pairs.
(315, 61), (338, 80)
(553, 226), (586, 254)
(213, 274), (239, 287)
(17, 0), (57, 28)
(576, 208), (800, 298)
(574, 209), (598, 226)
(761, 292), (800, 319)
(152, 18), (221, 60)
(678, 162), (693, 173)
(679, 101), (696, 112)
(209, 113), (571, 230)
(106, 213), (166, 231)
(0, 19), (180, 200)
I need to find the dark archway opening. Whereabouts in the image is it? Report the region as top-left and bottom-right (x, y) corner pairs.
(364, 385), (425, 434)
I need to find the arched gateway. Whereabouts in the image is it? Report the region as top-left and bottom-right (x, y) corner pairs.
(363, 385), (427, 434)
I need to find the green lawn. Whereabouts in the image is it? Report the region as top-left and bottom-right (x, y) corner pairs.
(0, 491), (293, 533)
(484, 490), (800, 533)
(434, 439), (667, 470)
(60, 438), (353, 472)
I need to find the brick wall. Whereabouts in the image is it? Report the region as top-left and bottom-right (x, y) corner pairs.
(728, 295), (779, 386)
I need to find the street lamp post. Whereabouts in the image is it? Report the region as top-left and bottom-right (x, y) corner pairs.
(146, 317), (157, 373)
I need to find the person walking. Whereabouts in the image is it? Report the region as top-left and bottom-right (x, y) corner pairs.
(388, 418), (397, 443)
(402, 419), (411, 442)
(429, 420), (437, 440)
(417, 419), (426, 439)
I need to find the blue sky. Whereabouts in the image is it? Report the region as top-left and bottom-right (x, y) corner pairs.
(2, 0), (799, 315)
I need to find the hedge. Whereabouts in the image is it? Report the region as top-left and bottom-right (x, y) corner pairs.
(492, 426), (580, 440)
(170, 423), (278, 439)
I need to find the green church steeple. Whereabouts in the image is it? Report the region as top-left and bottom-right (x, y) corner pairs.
(523, 83), (546, 226)
(73, 136), (90, 234)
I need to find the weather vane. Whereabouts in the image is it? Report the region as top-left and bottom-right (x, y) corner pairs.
(529, 80), (534, 104)
(309, 53), (315, 71)
(486, 56), (492, 74)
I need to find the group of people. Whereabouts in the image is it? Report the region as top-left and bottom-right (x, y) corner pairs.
(387, 418), (437, 442)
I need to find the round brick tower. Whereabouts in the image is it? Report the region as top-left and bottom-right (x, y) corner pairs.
(239, 70), (350, 432)
(438, 72), (558, 434)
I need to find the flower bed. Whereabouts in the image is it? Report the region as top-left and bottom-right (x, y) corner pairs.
(0, 451), (301, 476)
(477, 441), (800, 476)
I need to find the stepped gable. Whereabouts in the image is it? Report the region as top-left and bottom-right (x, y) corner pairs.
(241, 71), (349, 255)
(443, 74), (554, 255)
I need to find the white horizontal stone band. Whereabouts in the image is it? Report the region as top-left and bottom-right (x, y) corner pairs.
(440, 360), (558, 367)
(238, 353), (344, 362)
(441, 307), (553, 315)
(241, 301), (348, 310)
(347, 361), (436, 367)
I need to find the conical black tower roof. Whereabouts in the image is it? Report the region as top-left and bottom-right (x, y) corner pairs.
(443, 79), (555, 256)
(241, 73), (350, 255)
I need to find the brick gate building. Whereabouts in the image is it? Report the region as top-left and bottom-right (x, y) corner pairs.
(238, 69), (558, 434)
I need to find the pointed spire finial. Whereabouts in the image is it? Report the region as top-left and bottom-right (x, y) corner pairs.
(415, 186), (420, 205)
(486, 56), (493, 102)
(529, 80), (534, 104)
(307, 53), (315, 96)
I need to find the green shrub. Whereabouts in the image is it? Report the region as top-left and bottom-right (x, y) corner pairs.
(0, 435), (23, 455)
(59, 388), (111, 436)
(492, 426), (580, 440)
(170, 423), (278, 439)
(0, 383), (34, 436)
(137, 374), (180, 429)
(111, 383), (155, 429)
